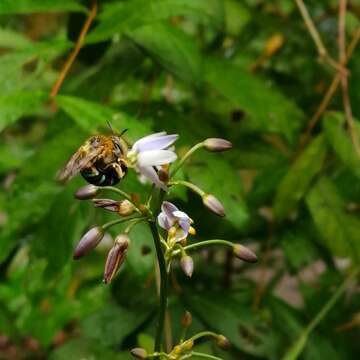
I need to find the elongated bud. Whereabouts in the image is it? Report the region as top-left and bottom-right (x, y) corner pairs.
(130, 348), (148, 359)
(180, 255), (194, 277)
(73, 227), (104, 260)
(93, 199), (120, 212)
(202, 194), (225, 217)
(233, 244), (257, 263)
(204, 138), (232, 152)
(216, 335), (230, 349)
(103, 241), (127, 284)
(75, 185), (100, 200)
(114, 233), (130, 249)
(181, 311), (192, 327)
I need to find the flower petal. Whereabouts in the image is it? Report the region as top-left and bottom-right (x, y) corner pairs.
(137, 150), (177, 167)
(158, 212), (171, 230)
(133, 134), (178, 152)
(132, 132), (166, 151)
(138, 166), (167, 190)
(161, 201), (179, 222)
(174, 228), (187, 242)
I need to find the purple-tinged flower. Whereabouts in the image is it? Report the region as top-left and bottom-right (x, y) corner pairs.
(180, 255), (194, 277)
(75, 184), (100, 200)
(202, 194), (225, 217)
(73, 226), (104, 260)
(130, 348), (148, 359)
(158, 201), (193, 242)
(127, 132), (178, 190)
(204, 138), (233, 152)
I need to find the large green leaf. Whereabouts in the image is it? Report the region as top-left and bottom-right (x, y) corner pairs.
(274, 135), (327, 220)
(306, 176), (360, 261)
(88, 0), (224, 43)
(0, 91), (48, 132)
(128, 23), (202, 85)
(323, 111), (360, 179)
(0, 0), (85, 13)
(205, 59), (305, 143)
(56, 95), (153, 140)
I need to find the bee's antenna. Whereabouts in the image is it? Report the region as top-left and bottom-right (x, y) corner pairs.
(119, 128), (128, 137)
(106, 120), (115, 134)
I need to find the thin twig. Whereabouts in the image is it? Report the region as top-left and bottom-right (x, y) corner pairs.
(50, 0), (98, 98)
(339, 0), (360, 156)
(294, 0), (346, 74)
(299, 26), (360, 149)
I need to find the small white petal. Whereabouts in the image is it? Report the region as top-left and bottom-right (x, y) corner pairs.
(137, 150), (177, 167)
(173, 210), (189, 220)
(133, 134), (178, 152)
(132, 132), (166, 151)
(138, 166), (167, 190)
(174, 228), (188, 242)
(158, 212), (171, 230)
(162, 201), (179, 221)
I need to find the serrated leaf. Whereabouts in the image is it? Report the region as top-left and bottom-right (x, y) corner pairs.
(88, 0), (224, 43)
(274, 135), (327, 220)
(186, 153), (249, 231)
(306, 176), (360, 261)
(323, 111), (360, 179)
(129, 22), (202, 85)
(0, 91), (48, 132)
(205, 59), (305, 143)
(56, 95), (153, 140)
(0, 0), (85, 14)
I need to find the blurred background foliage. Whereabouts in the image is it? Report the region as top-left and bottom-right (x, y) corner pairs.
(0, 0), (360, 359)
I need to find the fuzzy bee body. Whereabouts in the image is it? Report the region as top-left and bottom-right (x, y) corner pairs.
(58, 135), (128, 186)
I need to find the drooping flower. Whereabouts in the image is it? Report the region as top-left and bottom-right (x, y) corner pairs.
(127, 132), (178, 190)
(157, 201), (194, 242)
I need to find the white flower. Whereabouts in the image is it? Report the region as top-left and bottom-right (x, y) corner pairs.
(157, 201), (192, 242)
(128, 132), (178, 190)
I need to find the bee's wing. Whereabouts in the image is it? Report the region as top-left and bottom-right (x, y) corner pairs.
(57, 143), (104, 183)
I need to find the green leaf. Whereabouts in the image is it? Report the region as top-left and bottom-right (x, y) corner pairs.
(205, 59), (305, 143)
(323, 111), (360, 179)
(186, 153), (249, 231)
(274, 135), (327, 220)
(56, 95), (153, 139)
(0, 28), (31, 49)
(88, 0), (224, 43)
(128, 23), (202, 85)
(306, 176), (360, 261)
(0, 0), (85, 14)
(0, 91), (48, 132)
(80, 305), (148, 347)
(224, 0), (251, 36)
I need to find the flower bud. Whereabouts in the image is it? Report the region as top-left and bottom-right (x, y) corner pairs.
(75, 185), (100, 200)
(73, 227), (104, 260)
(130, 348), (148, 359)
(114, 233), (130, 249)
(204, 138), (232, 152)
(216, 335), (230, 349)
(233, 244), (257, 263)
(103, 240), (128, 284)
(202, 194), (225, 217)
(180, 255), (194, 278)
(118, 200), (135, 216)
(181, 311), (192, 327)
(93, 199), (120, 212)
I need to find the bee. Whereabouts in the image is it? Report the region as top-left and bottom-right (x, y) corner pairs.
(58, 133), (128, 186)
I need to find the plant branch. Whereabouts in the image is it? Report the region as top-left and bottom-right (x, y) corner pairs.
(171, 239), (234, 257)
(50, 0), (98, 98)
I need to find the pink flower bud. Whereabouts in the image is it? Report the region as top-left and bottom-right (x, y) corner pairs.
(233, 244), (257, 263)
(73, 226), (104, 260)
(75, 185), (100, 200)
(103, 241), (127, 284)
(202, 194), (225, 217)
(204, 138), (232, 152)
(181, 311), (192, 327)
(180, 255), (194, 277)
(93, 198), (120, 212)
(130, 348), (148, 359)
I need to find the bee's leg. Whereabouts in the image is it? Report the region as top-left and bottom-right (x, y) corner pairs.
(110, 163), (125, 179)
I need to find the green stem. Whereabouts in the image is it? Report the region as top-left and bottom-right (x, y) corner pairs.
(171, 240), (234, 257)
(102, 215), (141, 230)
(149, 189), (168, 354)
(168, 180), (205, 196)
(170, 142), (205, 177)
(190, 352), (223, 360)
(188, 331), (219, 342)
(283, 267), (359, 360)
